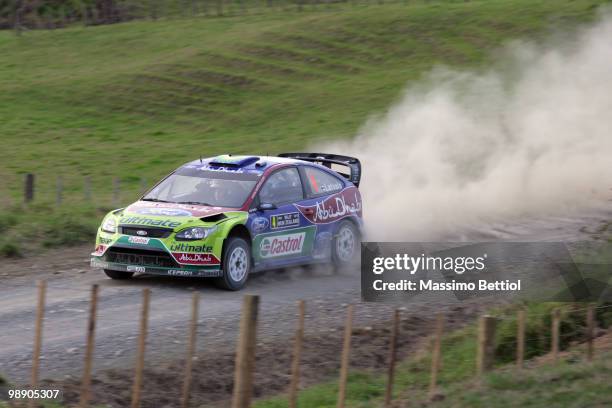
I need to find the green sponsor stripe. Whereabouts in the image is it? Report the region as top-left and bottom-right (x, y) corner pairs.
(116, 235), (167, 250)
(253, 226), (316, 262)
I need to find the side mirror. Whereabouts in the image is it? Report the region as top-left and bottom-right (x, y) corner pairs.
(258, 202), (277, 211)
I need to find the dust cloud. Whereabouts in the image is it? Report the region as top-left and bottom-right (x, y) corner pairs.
(322, 12), (612, 240)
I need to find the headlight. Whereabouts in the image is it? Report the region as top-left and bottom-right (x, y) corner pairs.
(101, 217), (117, 234)
(176, 226), (217, 241)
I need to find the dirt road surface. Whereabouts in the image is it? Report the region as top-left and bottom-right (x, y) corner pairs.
(0, 208), (609, 406)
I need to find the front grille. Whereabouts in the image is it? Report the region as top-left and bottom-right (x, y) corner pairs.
(106, 247), (178, 268)
(120, 226), (173, 238)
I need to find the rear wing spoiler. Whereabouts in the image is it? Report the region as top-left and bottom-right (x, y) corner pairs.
(278, 152), (362, 187)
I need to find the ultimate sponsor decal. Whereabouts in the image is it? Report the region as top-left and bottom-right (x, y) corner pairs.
(297, 187), (362, 224)
(127, 265), (146, 273)
(259, 232), (305, 258)
(120, 216), (181, 228)
(251, 217), (269, 234)
(173, 252), (221, 265)
(170, 243), (213, 253)
(128, 236), (150, 245)
(271, 212), (300, 229)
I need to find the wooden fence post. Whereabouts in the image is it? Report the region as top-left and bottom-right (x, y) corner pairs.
(586, 304), (595, 362)
(516, 309), (525, 368)
(181, 292), (200, 408)
(337, 304), (354, 408)
(29, 280), (46, 408)
(476, 316), (496, 377)
(24, 173), (35, 203)
(428, 313), (444, 400)
(231, 295), (260, 408)
(79, 285), (99, 408)
(384, 309), (400, 407)
(131, 288), (151, 408)
(551, 308), (560, 362)
(288, 300), (305, 408)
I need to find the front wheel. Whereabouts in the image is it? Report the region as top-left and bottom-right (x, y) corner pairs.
(332, 221), (360, 270)
(104, 269), (134, 280)
(216, 237), (251, 291)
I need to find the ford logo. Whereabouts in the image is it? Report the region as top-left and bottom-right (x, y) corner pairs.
(136, 230), (148, 236)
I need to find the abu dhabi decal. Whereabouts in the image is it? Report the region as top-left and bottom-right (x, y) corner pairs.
(297, 187), (362, 224)
(173, 252), (220, 265)
(260, 232), (305, 258)
(271, 212), (300, 229)
(251, 217), (269, 234)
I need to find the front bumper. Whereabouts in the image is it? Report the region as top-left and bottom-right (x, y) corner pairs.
(90, 256), (222, 278)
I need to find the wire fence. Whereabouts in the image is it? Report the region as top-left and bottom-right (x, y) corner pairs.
(0, 172), (151, 211)
(12, 280), (612, 408)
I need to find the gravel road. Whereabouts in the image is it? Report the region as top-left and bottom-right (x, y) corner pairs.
(0, 207), (609, 406)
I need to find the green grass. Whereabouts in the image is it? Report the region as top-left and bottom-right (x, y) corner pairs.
(253, 302), (612, 408)
(1, 0), (611, 254)
(432, 354), (612, 407)
(254, 325), (479, 408)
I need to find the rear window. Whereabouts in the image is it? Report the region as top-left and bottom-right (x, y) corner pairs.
(304, 167), (344, 196)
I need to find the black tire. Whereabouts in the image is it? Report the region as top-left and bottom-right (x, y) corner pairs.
(104, 269), (134, 280)
(332, 220), (360, 270)
(215, 237), (251, 291)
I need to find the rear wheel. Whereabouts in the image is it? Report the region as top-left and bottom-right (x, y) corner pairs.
(104, 269), (134, 280)
(216, 237), (251, 291)
(332, 221), (360, 270)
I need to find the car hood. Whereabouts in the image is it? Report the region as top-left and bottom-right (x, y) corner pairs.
(118, 200), (237, 230)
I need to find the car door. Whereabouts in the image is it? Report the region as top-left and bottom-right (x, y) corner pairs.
(249, 166), (317, 269)
(296, 165), (350, 261)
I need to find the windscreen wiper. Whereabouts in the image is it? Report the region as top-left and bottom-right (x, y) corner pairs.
(141, 198), (172, 203)
(176, 201), (213, 206)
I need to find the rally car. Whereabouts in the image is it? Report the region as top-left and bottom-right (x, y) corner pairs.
(91, 153), (363, 290)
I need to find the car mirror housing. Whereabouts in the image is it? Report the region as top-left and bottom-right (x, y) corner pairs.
(258, 202), (277, 211)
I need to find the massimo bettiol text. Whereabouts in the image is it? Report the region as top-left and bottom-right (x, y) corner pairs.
(360, 242), (612, 303)
(371, 252), (520, 292)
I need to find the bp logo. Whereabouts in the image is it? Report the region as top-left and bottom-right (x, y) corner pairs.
(259, 232), (305, 258)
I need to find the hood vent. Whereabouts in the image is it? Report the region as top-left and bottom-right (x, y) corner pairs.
(201, 213), (228, 223)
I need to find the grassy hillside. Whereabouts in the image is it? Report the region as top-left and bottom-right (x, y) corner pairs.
(1, 0), (610, 255)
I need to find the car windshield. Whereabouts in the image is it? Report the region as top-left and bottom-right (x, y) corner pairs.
(143, 168), (260, 208)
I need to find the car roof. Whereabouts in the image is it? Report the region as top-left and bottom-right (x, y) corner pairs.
(180, 154), (325, 174)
